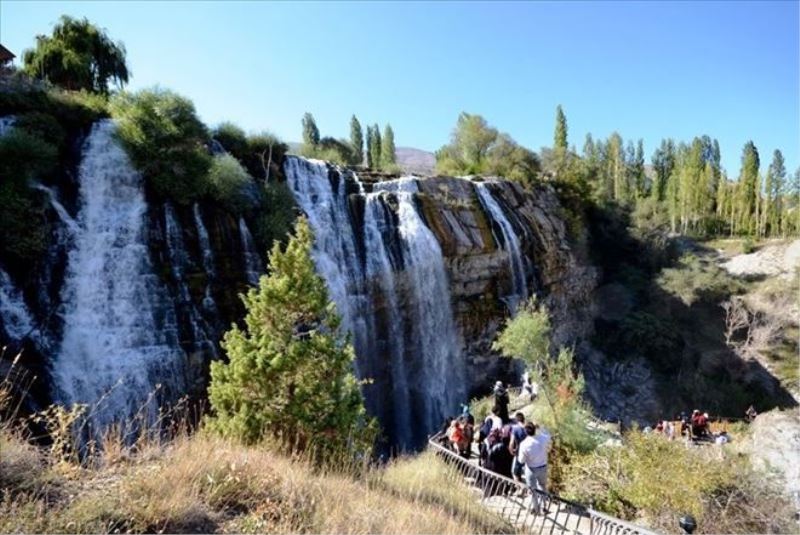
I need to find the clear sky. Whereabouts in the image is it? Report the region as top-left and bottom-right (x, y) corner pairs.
(1, 1), (798, 176)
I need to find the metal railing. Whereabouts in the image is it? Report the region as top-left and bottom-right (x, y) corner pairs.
(427, 432), (658, 535)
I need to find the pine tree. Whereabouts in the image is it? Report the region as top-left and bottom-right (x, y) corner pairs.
(207, 218), (375, 457)
(350, 115), (364, 166)
(370, 123), (382, 170)
(302, 112), (320, 147)
(381, 123), (396, 168)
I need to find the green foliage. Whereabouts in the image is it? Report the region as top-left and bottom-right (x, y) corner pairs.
(741, 237), (755, 254)
(553, 105), (567, 152)
(254, 181), (297, 249)
(301, 112), (319, 147)
(368, 124), (382, 170)
(14, 112), (67, 150)
(381, 124), (396, 167)
(22, 15), (129, 94)
(657, 253), (744, 306)
(207, 218), (375, 460)
(110, 88), (211, 204)
(492, 297), (551, 371)
(243, 132), (287, 181)
(212, 122), (248, 158)
(0, 130), (58, 263)
(0, 86), (108, 132)
(616, 312), (682, 371)
(349, 115), (363, 166)
(562, 431), (792, 533)
(207, 154), (257, 215)
(435, 112), (540, 187)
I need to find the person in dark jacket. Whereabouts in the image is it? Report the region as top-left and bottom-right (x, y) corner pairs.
(493, 381), (510, 423)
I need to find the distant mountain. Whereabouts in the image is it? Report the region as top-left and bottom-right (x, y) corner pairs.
(285, 143), (436, 176)
(396, 147), (436, 176)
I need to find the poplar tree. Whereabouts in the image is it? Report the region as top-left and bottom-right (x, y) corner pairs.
(381, 123), (396, 168)
(350, 115), (364, 166)
(208, 218), (375, 457)
(736, 141), (760, 235)
(553, 105), (568, 177)
(370, 123), (382, 170)
(302, 112), (320, 147)
(608, 133), (626, 202)
(634, 139), (646, 197)
(365, 125), (374, 168)
(766, 150), (786, 236)
(651, 139), (675, 202)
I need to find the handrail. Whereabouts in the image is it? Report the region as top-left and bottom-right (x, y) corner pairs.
(427, 431), (659, 535)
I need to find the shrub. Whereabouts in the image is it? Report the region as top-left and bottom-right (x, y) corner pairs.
(206, 154), (259, 215)
(212, 121), (248, 158)
(0, 129), (58, 263)
(245, 132), (287, 180)
(110, 88), (211, 205)
(207, 218), (376, 460)
(14, 111), (67, 150)
(657, 253), (744, 306)
(562, 430), (793, 533)
(616, 311), (682, 371)
(255, 181), (297, 250)
(742, 237), (756, 254)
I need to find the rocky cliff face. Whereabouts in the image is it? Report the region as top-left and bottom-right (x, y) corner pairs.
(412, 176), (597, 395)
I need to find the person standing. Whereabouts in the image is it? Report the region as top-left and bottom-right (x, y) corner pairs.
(518, 422), (551, 514)
(509, 412), (527, 484)
(494, 381), (510, 423)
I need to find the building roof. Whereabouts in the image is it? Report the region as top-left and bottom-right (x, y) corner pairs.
(0, 44), (16, 62)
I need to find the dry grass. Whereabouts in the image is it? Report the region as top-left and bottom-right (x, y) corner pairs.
(0, 429), (513, 534)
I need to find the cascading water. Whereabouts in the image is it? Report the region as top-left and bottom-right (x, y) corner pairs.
(32, 183), (81, 237)
(0, 268), (37, 342)
(165, 204), (217, 359)
(238, 217), (263, 286)
(52, 120), (186, 432)
(475, 181), (528, 312)
(193, 204), (219, 315)
(285, 157), (466, 448)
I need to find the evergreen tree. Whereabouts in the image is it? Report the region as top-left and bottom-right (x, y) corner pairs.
(208, 218), (375, 457)
(370, 123), (382, 170)
(302, 112), (320, 148)
(349, 115), (364, 166)
(381, 123), (396, 168)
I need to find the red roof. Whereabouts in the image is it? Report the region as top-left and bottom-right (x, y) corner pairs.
(0, 44), (15, 63)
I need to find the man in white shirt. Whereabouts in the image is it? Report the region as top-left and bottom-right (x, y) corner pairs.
(517, 422), (551, 514)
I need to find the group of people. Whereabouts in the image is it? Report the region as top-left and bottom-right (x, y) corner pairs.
(645, 406), (750, 446)
(442, 380), (551, 513)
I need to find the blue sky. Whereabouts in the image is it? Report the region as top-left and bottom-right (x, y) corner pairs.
(2, 1), (798, 176)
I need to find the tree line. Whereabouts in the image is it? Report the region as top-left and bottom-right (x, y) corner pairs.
(300, 112), (397, 171)
(435, 106), (799, 239)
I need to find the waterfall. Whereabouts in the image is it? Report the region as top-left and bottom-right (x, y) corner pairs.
(193, 204), (218, 314)
(0, 115), (15, 136)
(238, 217), (263, 286)
(32, 183), (81, 236)
(475, 181), (528, 312)
(363, 194), (412, 445)
(52, 120), (186, 431)
(393, 184), (466, 439)
(0, 268), (37, 342)
(165, 204), (217, 359)
(285, 156), (465, 448)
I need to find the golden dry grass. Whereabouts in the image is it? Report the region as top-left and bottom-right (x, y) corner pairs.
(0, 429), (513, 534)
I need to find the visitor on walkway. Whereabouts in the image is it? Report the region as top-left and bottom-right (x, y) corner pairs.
(485, 405), (503, 432)
(522, 372), (538, 401)
(494, 381), (510, 423)
(518, 422), (551, 515)
(691, 410), (709, 439)
(509, 412), (527, 484)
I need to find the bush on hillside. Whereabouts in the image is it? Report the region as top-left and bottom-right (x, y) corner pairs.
(657, 253), (744, 306)
(110, 88), (211, 205)
(206, 154), (258, 215)
(0, 130), (58, 263)
(207, 218), (376, 460)
(212, 121), (248, 158)
(255, 181), (297, 250)
(244, 132), (287, 180)
(14, 112), (67, 151)
(616, 311), (683, 371)
(562, 430), (793, 533)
